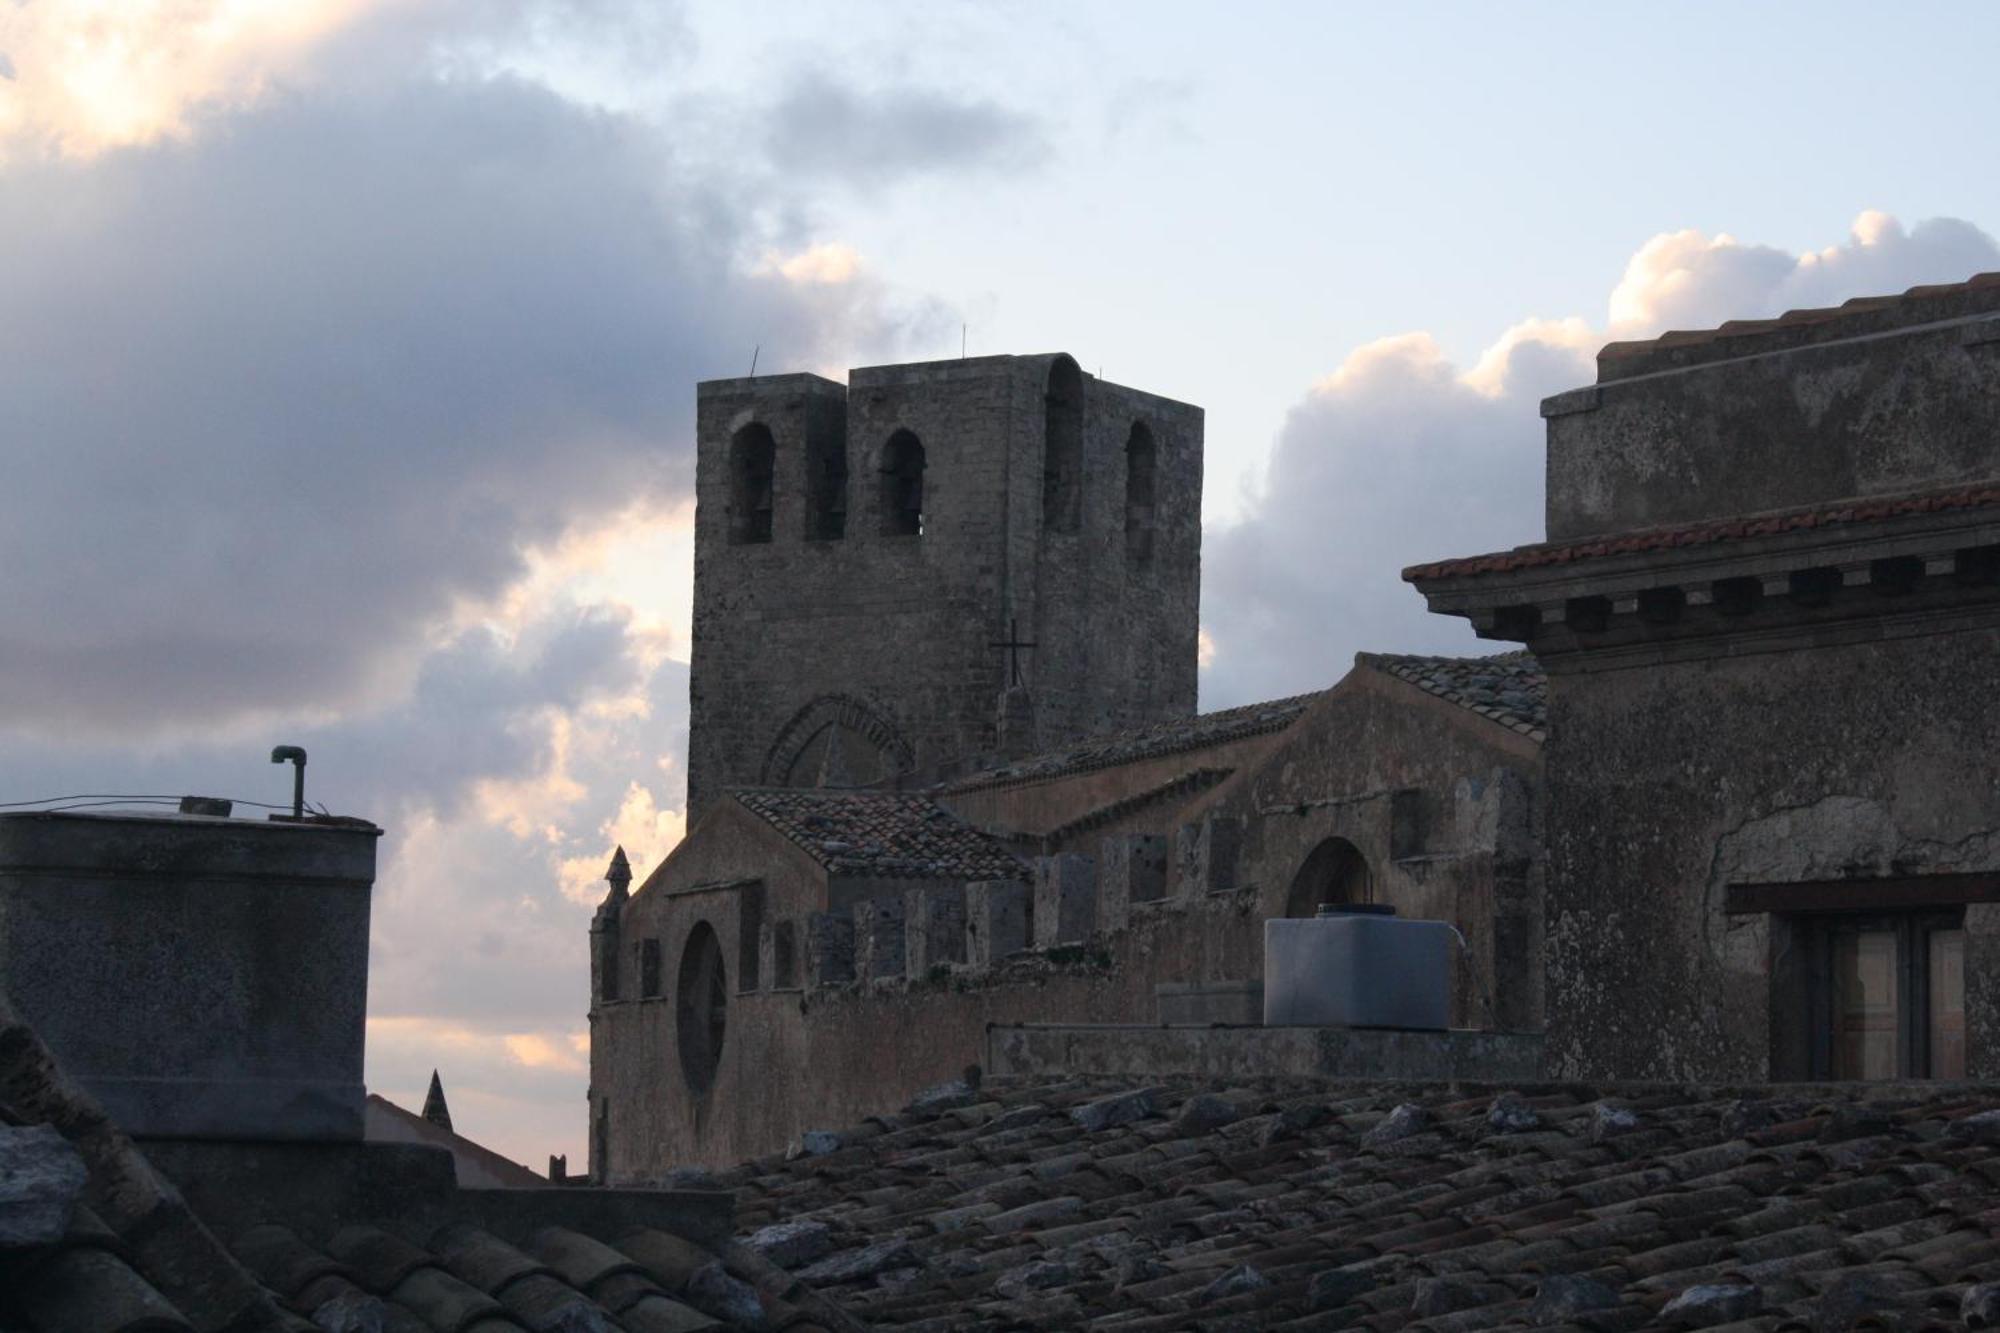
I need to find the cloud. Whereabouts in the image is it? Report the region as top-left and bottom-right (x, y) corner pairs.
(0, 2), (1009, 1172)
(0, 0), (388, 157)
(762, 70), (1050, 189)
(1199, 212), (2000, 708)
(1606, 211), (2000, 337)
(0, 72), (917, 740)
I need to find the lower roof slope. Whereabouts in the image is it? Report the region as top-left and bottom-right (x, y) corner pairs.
(730, 789), (1029, 881)
(940, 694), (1324, 794)
(0, 987), (853, 1333)
(708, 1074), (2000, 1331)
(1360, 651), (1546, 741)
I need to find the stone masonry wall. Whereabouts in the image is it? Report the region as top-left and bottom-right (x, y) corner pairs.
(1546, 285), (2000, 540)
(684, 356), (1203, 819)
(1544, 623), (2000, 1083)
(593, 668), (1543, 1176)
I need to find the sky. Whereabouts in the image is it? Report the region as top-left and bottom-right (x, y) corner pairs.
(3, 0), (1999, 1168)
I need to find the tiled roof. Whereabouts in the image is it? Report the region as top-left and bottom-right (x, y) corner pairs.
(709, 1074), (2000, 1331)
(733, 790), (1029, 881)
(0, 989), (850, 1333)
(1040, 768), (1236, 849)
(943, 695), (1321, 794)
(1596, 270), (2000, 381)
(227, 1218), (845, 1333)
(1401, 483), (2000, 583)
(1360, 651), (1546, 741)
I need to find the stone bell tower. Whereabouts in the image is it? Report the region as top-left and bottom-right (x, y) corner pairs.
(684, 353), (1204, 819)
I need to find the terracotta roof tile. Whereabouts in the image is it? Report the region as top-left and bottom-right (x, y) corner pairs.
(1402, 482), (2000, 583)
(0, 992), (826, 1333)
(717, 1076), (2000, 1329)
(940, 694), (1320, 793)
(1359, 651), (1546, 739)
(730, 790), (1028, 881)
(1595, 270), (2000, 381)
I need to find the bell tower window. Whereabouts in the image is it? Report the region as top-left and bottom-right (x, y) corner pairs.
(1043, 356), (1084, 534)
(729, 423), (776, 545)
(1125, 420), (1156, 564)
(880, 430), (926, 536)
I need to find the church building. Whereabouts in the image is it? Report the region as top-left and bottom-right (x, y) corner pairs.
(589, 354), (1544, 1176)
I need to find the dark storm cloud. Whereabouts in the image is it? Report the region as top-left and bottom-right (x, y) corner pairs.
(0, 73), (897, 735)
(762, 70), (1050, 188)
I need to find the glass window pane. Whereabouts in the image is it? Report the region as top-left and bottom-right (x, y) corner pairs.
(1831, 929), (1900, 1080)
(1929, 929), (1966, 1079)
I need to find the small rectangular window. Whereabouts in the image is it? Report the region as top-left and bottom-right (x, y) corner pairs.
(639, 938), (661, 998)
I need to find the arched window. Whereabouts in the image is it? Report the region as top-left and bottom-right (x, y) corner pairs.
(1284, 838), (1371, 919)
(805, 419), (848, 541)
(1125, 421), (1156, 564)
(880, 430), (926, 536)
(1042, 356), (1084, 534)
(675, 922), (728, 1094)
(728, 424), (776, 545)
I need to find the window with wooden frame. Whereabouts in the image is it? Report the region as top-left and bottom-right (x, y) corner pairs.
(1801, 912), (1964, 1080)
(1732, 876), (1979, 1080)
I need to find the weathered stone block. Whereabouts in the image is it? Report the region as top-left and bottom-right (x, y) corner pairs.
(1155, 980), (1263, 1025)
(1033, 854), (1096, 947)
(1176, 815), (1242, 898)
(805, 912), (854, 988)
(0, 1125), (86, 1247)
(904, 886), (966, 978)
(965, 879), (1029, 967)
(852, 897), (906, 982)
(1097, 833), (1168, 931)
(757, 922), (778, 992)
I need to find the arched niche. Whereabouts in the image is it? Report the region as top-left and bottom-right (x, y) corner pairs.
(879, 429), (925, 536)
(760, 693), (916, 788)
(1125, 420), (1156, 563)
(1284, 837), (1372, 919)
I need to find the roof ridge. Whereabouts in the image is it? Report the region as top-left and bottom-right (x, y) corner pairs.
(733, 788), (1027, 881)
(941, 693), (1323, 794)
(1596, 270), (2000, 382)
(1360, 651), (1547, 741)
(1404, 477), (2000, 583)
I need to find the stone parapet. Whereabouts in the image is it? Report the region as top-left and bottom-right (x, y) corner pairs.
(987, 1022), (1544, 1083)
(964, 879), (1030, 968)
(1032, 854), (1096, 948)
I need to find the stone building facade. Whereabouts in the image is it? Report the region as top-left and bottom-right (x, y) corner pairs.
(1408, 272), (2000, 1084)
(684, 355), (1203, 818)
(590, 652), (1544, 1174)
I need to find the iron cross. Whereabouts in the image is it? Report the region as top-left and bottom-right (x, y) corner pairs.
(988, 617), (1037, 687)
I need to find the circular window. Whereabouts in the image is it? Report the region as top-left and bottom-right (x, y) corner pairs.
(675, 922), (728, 1094)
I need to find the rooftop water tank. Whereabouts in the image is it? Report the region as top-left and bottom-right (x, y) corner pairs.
(1263, 904), (1451, 1030)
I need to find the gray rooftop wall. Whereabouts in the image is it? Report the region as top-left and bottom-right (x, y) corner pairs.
(1544, 284), (2000, 540)
(0, 810), (380, 1142)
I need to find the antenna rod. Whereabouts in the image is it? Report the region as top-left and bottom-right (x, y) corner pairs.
(748, 344), (760, 377)
(270, 745), (307, 819)
(961, 324), (967, 359)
